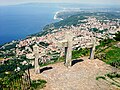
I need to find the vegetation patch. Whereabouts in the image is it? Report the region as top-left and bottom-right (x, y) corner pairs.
(72, 48), (90, 59)
(0, 56), (46, 90)
(105, 47), (120, 68)
(114, 31), (120, 41)
(30, 79), (47, 90)
(96, 72), (120, 88)
(96, 76), (106, 80)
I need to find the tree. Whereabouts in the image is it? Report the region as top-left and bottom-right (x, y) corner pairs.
(114, 31), (120, 41)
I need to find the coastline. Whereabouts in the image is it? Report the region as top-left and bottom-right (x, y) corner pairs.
(1, 8), (81, 46)
(53, 8), (81, 21)
(54, 10), (63, 20)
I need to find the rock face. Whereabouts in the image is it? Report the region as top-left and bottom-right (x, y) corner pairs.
(30, 57), (119, 90)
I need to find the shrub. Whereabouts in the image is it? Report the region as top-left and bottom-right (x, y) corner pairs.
(114, 31), (120, 41)
(31, 79), (47, 90)
(72, 48), (89, 59)
(105, 47), (120, 68)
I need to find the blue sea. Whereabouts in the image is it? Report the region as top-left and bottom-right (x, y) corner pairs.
(0, 3), (61, 45)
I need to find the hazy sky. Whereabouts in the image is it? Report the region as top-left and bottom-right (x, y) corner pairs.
(0, 0), (120, 6)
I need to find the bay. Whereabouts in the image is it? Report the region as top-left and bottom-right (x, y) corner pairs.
(0, 3), (60, 45)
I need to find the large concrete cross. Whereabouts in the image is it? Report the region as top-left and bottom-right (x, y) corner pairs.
(33, 44), (46, 74)
(33, 44), (40, 74)
(60, 32), (73, 67)
(32, 34), (96, 71)
(90, 37), (96, 60)
(60, 32), (96, 67)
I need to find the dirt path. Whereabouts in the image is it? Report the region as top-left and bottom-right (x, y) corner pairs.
(30, 57), (119, 90)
